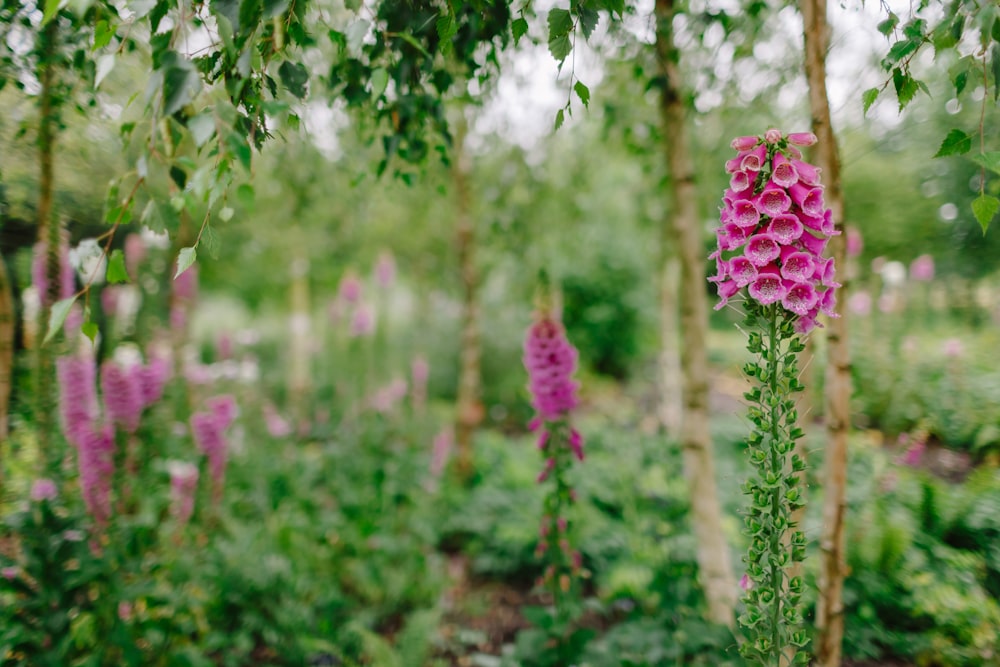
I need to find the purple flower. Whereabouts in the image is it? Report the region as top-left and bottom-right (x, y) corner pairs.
(338, 271), (362, 304)
(729, 256), (759, 287)
(523, 315), (581, 422)
(791, 159), (821, 186)
(781, 282), (819, 316)
(731, 135), (760, 151)
(764, 128), (782, 144)
(101, 360), (144, 434)
(207, 394), (237, 430)
(771, 153), (799, 189)
(754, 184), (792, 217)
(767, 215), (803, 244)
(191, 412), (228, 496)
(136, 357), (170, 409)
(78, 423), (115, 526)
(787, 132), (817, 146)
(779, 251), (816, 282)
(741, 144), (767, 172)
(909, 254), (935, 282)
(788, 182), (825, 218)
(57, 355), (99, 448)
(375, 251), (396, 289)
(745, 234), (781, 267)
(30, 478), (58, 502)
(713, 280), (741, 310)
(167, 461), (199, 528)
(846, 227), (863, 258)
(731, 200), (762, 229)
(747, 273), (787, 306)
(125, 233), (146, 280)
(730, 170), (752, 193)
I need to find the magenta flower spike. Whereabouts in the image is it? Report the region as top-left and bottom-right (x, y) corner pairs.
(710, 129), (838, 333)
(101, 360), (144, 434)
(31, 240), (75, 306)
(57, 355), (99, 448)
(78, 423), (115, 526)
(523, 315), (580, 422)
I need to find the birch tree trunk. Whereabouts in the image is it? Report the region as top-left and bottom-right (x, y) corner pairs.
(802, 0), (851, 663)
(452, 123), (482, 482)
(659, 252), (682, 437)
(654, 0), (736, 627)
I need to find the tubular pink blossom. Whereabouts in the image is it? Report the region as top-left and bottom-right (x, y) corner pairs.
(764, 128), (782, 144)
(730, 170), (752, 193)
(741, 144), (767, 172)
(780, 252), (816, 283)
(754, 185), (793, 217)
(731, 135), (760, 151)
(136, 357), (171, 408)
(726, 155), (746, 173)
(747, 273), (786, 305)
(207, 394), (238, 430)
(771, 153), (798, 189)
(818, 286), (839, 317)
(781, 282), (819, 316)
(788, 182), (825, 217)
(731, 200), (761, 228)
(745, 234), (781, 267)
(713, 280), (741, 310)
(796, 232), (829, 257)
(719, 222), (751, 250)
(767, 215), (803, 244)
(790, 159), (821, 186)
(787, 132), (818, 146)
(729, 256), (759, 287)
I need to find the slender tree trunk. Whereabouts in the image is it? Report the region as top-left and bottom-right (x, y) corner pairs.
(452, 124), (482, 481)
(654, 0), (736, 627)
(802, 0), (851, 663)
(34, 19), (61, 469)
(659, 252), (682, 436)
(0, 259), (13, 495)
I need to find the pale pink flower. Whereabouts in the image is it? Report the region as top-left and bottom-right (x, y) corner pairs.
(30, 478), (58, 502)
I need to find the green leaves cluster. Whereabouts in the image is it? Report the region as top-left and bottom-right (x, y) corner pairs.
(738, 303), (809, 666)
(866, 0), (1000, 233)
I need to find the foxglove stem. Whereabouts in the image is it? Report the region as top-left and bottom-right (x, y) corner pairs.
(739, 302), (808, 666)
(536, 419), (582, 610)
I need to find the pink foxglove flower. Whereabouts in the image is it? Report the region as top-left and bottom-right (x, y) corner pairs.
(125, 233), (146, 280)
(78, 423), (115, 526)
(136, 356), (171, 408)
(375, 251), (396, 289)
(57, 355), (99, 448)
(101, 360), (144, 434)
(909, 254), (935, 282)
(30, 478), (58, 502)
(709, 131), (839, 332)
(338, 271), (362, 304)
(191, 395), (237, 499)
(167, 461), (199, 528)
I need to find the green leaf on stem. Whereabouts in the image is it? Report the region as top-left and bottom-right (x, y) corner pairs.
(862, 87), (879, 115)
(106, 250), (129, 284)
(175, 247), (198, 278)
(972, 194), (998, 234)
(973, 151), (1000, 174)
(934, 129), (972, 157)
(44, 297), (77, 345)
